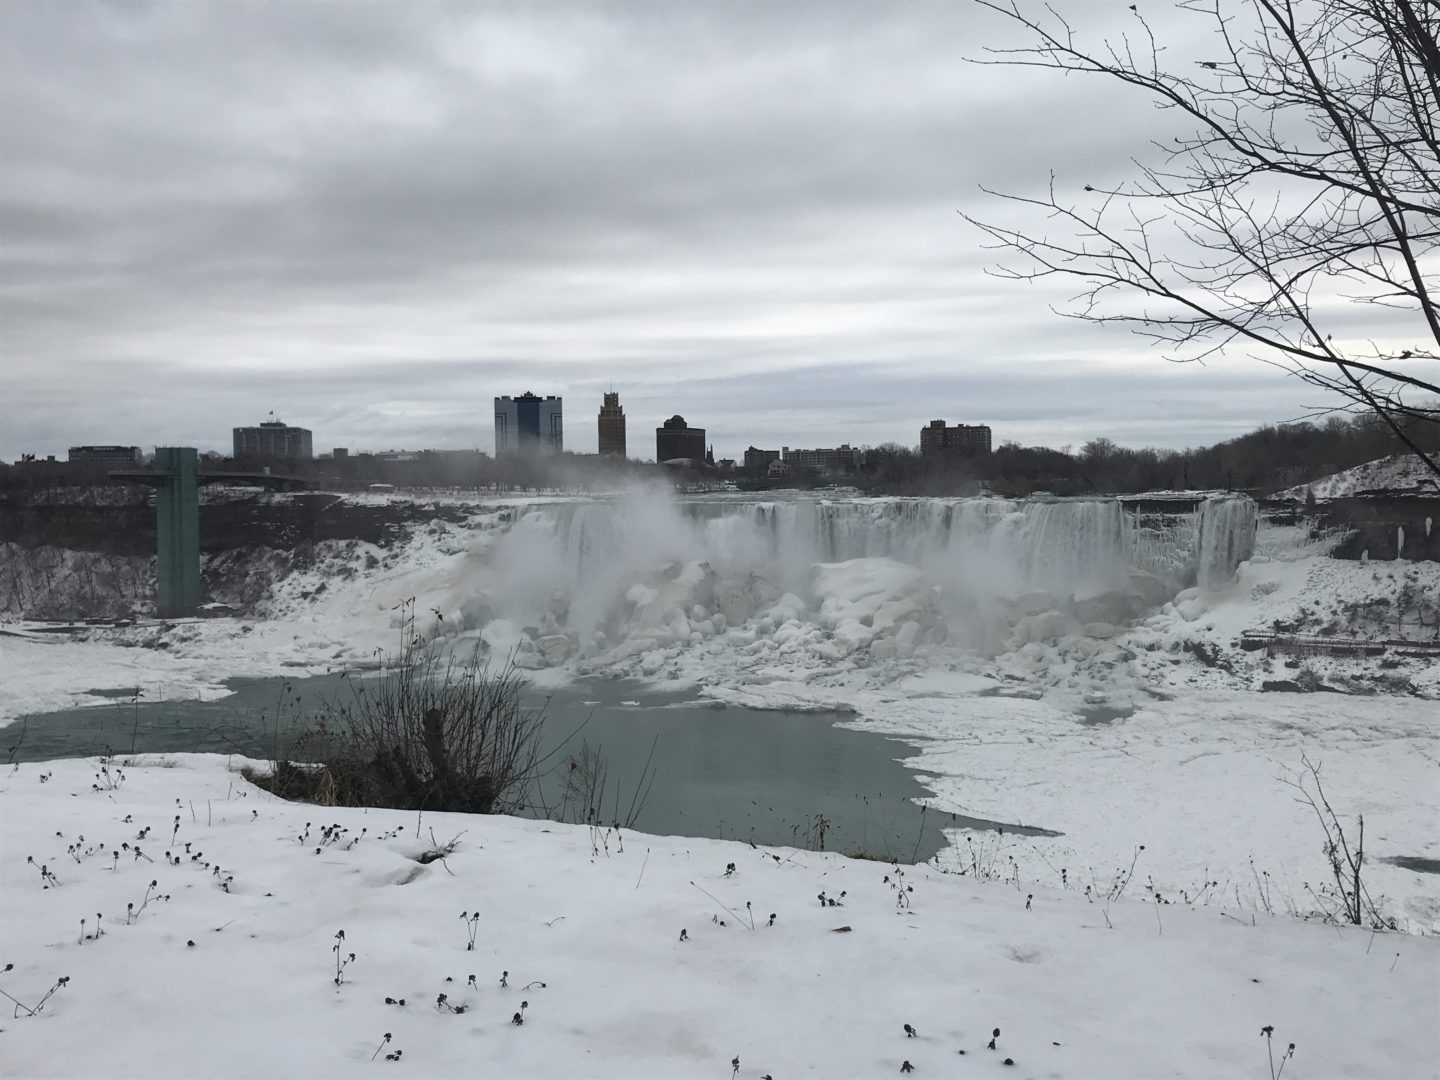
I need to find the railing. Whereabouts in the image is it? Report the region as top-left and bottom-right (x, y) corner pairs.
(1239, 631), (1440, 657)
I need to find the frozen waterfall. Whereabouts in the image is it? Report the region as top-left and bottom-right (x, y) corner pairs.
(504, 492), (1257, 598)
(466, 491), (1259, 665)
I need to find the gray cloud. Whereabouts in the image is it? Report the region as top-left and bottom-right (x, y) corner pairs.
(0, 1), (1393, 461)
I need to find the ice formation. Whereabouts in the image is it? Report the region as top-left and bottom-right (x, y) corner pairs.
(447, 489), (1258, 669)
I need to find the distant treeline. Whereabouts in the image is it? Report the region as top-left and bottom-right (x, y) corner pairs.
(857, 411), (1439, 497)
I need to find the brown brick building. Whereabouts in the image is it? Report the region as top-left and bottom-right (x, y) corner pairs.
(598, 392), (626, 457)
(920, 420), (992, 458)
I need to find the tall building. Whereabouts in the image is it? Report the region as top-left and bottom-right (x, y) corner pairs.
(782, 444), (860, 473)
(598, 392), (626, 457)
(68, 445), (141, 466)
(494, 392), (563, 456)
(233, 419), (313, 459)
(656, 415), (706, 463)
(920, 420), (993, 458)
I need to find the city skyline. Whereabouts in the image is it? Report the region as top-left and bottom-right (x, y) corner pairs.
(1, 3), (1405, 462)
(16, 388), (993, 466)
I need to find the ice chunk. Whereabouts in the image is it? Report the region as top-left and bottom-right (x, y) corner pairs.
(535, 634), (571, 666)
(1009, 590), (1057, 618)
(895, 621), (920, 658)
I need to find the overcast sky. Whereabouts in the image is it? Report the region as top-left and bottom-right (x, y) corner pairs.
(0, 1), (1385, 461)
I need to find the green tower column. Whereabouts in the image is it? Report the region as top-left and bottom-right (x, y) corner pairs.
(154, 447), (200, 617)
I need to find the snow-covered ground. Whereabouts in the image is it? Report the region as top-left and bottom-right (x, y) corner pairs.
(846, 680), (1440, 932)
(1274, 453), (1440, 500)
(3, 490), (1437, 940)
(2, 755), (1435, 1079)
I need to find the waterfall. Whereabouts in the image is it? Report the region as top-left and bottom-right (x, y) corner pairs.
(461, 490), (1263, 663)
(1194, 496), (1259, 588)
(1017, 500), (1128, 594)
(503, 491), (1257, 600)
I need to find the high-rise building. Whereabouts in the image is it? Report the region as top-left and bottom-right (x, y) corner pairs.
(598, 392), (626, 457)
(495, 393), (564, 456)
(920, 420), (993, 458)
(68, 445), (142, 466)
(656, 415), (706, 463)
(233, 419), (313, 459)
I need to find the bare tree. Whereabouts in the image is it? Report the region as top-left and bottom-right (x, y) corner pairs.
(965, 0), (1440, 476)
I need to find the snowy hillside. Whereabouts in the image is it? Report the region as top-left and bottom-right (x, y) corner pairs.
(1, 755), (1435, 1079)
(1274, 453), (1439, 500)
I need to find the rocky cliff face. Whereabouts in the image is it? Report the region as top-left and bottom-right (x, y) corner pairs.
(1263, 496), (1440, 562)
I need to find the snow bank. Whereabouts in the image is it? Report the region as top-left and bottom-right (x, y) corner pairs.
(1274, 453), (1439, 500)
(844, 676), (1440, 933)
(1, 755), (1435, 1079)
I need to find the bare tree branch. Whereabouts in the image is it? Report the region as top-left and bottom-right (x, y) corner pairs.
(968, 0), (1440, 475)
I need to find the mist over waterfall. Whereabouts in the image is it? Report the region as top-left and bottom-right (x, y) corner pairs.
(457, 489), (1258, 670)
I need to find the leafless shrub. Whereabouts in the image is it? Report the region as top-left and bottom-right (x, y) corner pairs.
(325, 646), (544, 815)
(252, 626), (544, 817)
(548, 735), (658, 830)
(1280, 753), (1393, 928)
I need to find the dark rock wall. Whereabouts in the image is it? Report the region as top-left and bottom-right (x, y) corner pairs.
(0, 494), (476, 556)
(1261, 496), (1440, 561)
